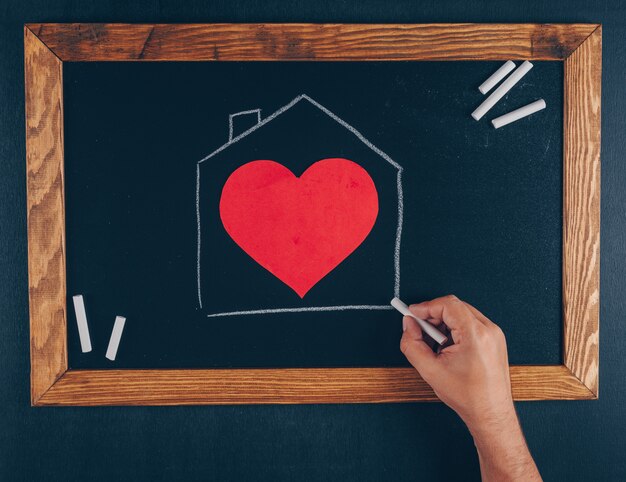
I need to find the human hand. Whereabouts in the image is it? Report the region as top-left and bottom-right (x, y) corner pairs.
(400, 295), (515, 433)
(400, 295), (541, 481)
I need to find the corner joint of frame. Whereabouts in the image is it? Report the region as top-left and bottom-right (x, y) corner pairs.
(563, 364), (598, 399)
(563, 23), (602, 60)
(31, 369), (69, 407)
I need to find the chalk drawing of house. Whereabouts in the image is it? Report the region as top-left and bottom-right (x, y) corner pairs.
(197, 94), (403, 317)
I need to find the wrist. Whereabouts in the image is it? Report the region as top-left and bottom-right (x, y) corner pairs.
(464, 403), (519, 441)
(466, 405), (541, 481)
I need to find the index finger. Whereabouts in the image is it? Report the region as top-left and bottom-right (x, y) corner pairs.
(409, 295), (481, 332)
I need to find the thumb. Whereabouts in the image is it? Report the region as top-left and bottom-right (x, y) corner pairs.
(400, 315), (437, 378)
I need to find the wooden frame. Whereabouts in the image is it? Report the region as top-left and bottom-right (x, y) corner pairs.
(25, 23), (601, 406)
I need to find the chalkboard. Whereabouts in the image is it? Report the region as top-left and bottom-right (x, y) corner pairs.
(63, 60), (563, 369)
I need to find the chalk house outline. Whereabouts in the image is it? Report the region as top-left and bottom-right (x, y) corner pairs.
(196, 94), (404, 317)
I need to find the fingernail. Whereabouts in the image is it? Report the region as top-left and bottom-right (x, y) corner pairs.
(402, 317), (408, 332)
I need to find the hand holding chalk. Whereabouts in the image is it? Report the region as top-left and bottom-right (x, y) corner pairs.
(391, 297), (448, 345)
(399, 295), (541, 481)
(399, 295), (515, 426)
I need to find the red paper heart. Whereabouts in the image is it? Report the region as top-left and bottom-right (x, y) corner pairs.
(219, 158), (379, 297)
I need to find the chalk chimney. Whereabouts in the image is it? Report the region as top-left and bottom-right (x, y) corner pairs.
(228, 109), (261, 141)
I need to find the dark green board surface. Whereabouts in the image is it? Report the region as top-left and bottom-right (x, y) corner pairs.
(2, 3), (625, 482)
(64, 60), (562, 369)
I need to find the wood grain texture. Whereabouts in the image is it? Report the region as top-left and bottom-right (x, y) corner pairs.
(563, 26), (602, 397)
(25, 23), (602, 405)
(26, 23), (597, 61)
(34, 366), (594, 406)
(24, 27), (68, 404)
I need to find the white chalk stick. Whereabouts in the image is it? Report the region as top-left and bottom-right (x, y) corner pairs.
(479, 61), (516, 94)
(491, 99), (546, 129)
(471, 61), (534, 121)
(390, 297), (448, 346)
(105, 316), (126, 361)
(72, 295), (92, 353)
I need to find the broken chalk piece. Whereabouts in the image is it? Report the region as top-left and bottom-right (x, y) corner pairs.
(472, 61), (534, 121)
(105, 316), (126, 361)
(390, 297), (448, 346)
(479, 60), (516, 94)
(72, 295), (92, 353)
(492, 99), (547, 129)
